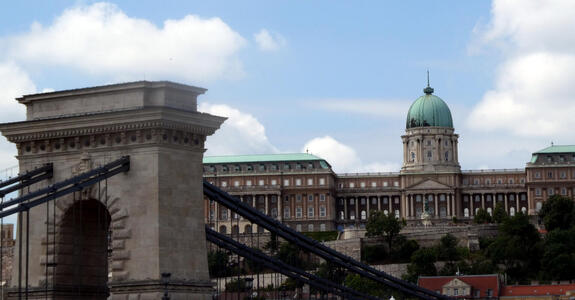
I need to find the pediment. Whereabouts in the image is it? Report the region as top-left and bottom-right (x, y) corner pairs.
(407, 179), (452, 190)
(444, 278), (470, 289)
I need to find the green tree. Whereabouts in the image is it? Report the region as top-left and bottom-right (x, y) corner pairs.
(391, 235), (420, 262)
(315, 261), (347, 285)
(539, 195), (575, 231)
(365, 210), (405, 251)
(276, 242), (306, 269)
(487, 213), (541, 283)
(404, 247), (437, 282)
(492, 202), (508, 223)
(264, 232), (280, 255)
(344, 274), (391, 297)
(474, 208), (492, 224)
(208, 250), (230, 277)
(540, 228), (575, 280)
(437, 234), (460, 263)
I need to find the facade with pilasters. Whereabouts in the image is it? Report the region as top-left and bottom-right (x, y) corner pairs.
(203, 84), (575, 233)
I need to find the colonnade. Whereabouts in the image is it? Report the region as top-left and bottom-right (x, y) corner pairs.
(404, 193), (455, 219)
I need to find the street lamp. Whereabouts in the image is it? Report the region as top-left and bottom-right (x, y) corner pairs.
(161, 272), (171, 300)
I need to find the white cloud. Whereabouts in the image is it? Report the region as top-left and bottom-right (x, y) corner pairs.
(302, 136), (399, 173)
(310, 99), (410, 118)
(199, 103), (279, 156)
(3, 2), (246, 82)
(467, 0), (575, 139)
(254, 29), (286, 52)
(0, 62), (35, 122)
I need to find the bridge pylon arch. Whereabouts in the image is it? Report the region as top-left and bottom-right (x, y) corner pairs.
(0, 81), (225, 299)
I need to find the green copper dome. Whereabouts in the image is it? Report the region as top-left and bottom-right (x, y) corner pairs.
(406, 86), (453, 129)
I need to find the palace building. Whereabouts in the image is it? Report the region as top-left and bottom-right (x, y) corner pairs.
(203, 84), (575, 234)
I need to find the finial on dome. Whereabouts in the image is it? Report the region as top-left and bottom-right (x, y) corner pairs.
(424, 70), (434, 94)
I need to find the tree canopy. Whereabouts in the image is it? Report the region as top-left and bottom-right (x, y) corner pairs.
(365, 210), (405, 250)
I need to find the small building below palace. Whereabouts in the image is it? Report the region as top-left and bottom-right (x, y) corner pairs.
(203, 83), (575, 234)
(418, 274), (500, 298)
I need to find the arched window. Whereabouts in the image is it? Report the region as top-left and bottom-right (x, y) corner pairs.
(219, 225), (227, 234)
(339, 211), (345, 220)
(464, 208), (469, 217)
(361, 210), (367, 220)
(411, 152), (416, 162)
(244, 224), (252, 234)
(487, 207), (493, 216)
(510, 207), (516, 216)
(427, 151), (432, 160)
(521, 207), (527, 214)
(445, 151), (449, 161)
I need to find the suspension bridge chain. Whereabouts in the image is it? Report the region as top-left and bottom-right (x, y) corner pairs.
(204, 181), (452, 300)
(0, 156), (129, 218)
(206, 225), (382, 300)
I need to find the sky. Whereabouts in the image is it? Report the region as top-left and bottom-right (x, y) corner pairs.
(0, 0), (574, 176)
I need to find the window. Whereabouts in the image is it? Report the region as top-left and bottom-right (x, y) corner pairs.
(284, 163), (290, 170)
(349, 198), (355, 205)
(394, 181), (399, 187)
(296, 207), (302, 218)
(536, 188), (542, 196)
(508, 178), (514, 184)
(427, 151), (432, 159)
(271, 195), (277, 203)
(320, 194), (326, 201)
(339, 211), (344, 220)
(319, 178), (326, 185)
(427, 140), (432, 146)
(222, 165), (229, 172)
(209, 209), (214, 221)
(221, 209), (228, 220)
(295, 163), (302, 170)
(271, 179), (277, 185)
(561, 171), (567, 179)
(360, 182), (366, 188)
(371, 181), (377, 187)
(308, 162), (314, 169)
(246, 180), (252, 186)
(383, 197), (389, 204)
(308, 224), (314, 232)
(320, 224), (326, 232)
(474, 289), (480, 298)
(535, 172), (541, 179)
(371, 197), (377, 205)
(454, 288), (458, 296)
(296, 195), (302, 202)
(221, 181), (227, 187)
(350, 211), (355, 220)
(308, 207), (314, 217)
(308, 195), (314, 202)
(234, 181), (240, 187)
(270, 164), (278, 171)
(320, 206), (326, 217)
(295, 178), (302, 186)
(271, 208), (278, 218)
(246, 165), (253, 171)
(445, 151), (449, 161)
(474, 179), (479, 185)
(283, 207), (290, 218)
(296, 224), (302, 231)
(383, 182), (389, 187)
(349, 182), (355, 188)
(485, 179), (491, 185)
(259, 164), (266, 171)
(549, 188), (555, 196)
(360, 198), (366, 205)
(258, 179), (264, 186)
(411, 151), (416, 161)
(361, 210), (366, 220)
(284, 179), (290, 186)
(394, 197), (399, 204)
(395, 210), (400, 218)
(487, 289), (493, 298)
(548, 171), (553, 178)
(562, 188), (567, 195)
(234, 165), (241, 171)
(307, 178), (313, 186)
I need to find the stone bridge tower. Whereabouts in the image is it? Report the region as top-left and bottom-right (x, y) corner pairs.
(0, 81), (225, 299)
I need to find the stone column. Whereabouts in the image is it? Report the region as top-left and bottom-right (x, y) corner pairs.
(481, 193), (485, 209)
(504, 194), (508, 213)
(367, 197), (371, 215)
(264, 194), (269, 215)
(470, 194), (474, 216)
(434, 194), (439, 217)
(354, 198), (359, 222)
(409, 195), (414, 218)
(278, 194), (283, 221)
(515, 193), (520, 212)
(388, 196), (393, 214)
(344, 198), (348, 220)
(377, 196), (381, 211)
